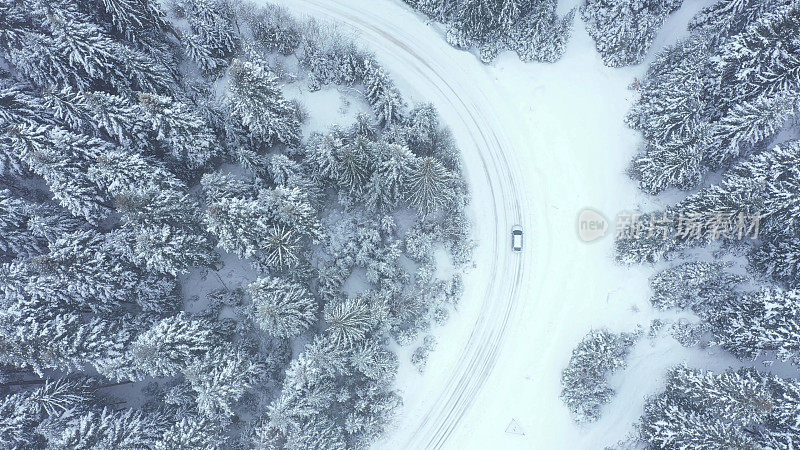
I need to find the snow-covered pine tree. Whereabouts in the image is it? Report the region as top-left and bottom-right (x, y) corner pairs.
(90, 150), (183, 194)
(24, 205), (84, 248)
(581, 0), (683, 67)
(286, 417), (348, 450)
(702, 3), (800, 166)
(0, 377), (98, 447)
(364, 142), (416, 213)
(362, 59), (405, 127)
(705, 91), (799, 166)
(185, 348), (262, 419)
(129, 312), (216, 378)
(90, 0), (171, 42)
(305, 130), (347, 187)
(625, 35), (716, 193)
(342, 379), (401, 447)
(688, 0), (793, 44)
(173, 0), (239, 75)
(244, 3), (302, 56)
(41, 88), (147, 148)
(405, 0), (458, 21)
(261, 333), (399, 448)
(205, 189), (313, 270)
(0, 311), (128, 377)
(450, 0), (500, 43)
(231, 145), (271, 179)
(51, 407), (165, 449)
(618, 139), (800, 266)
(253, 231), (298, 271)
(5, 124), (113, 222)
(261, 337), (348, 441)
(669, 140), (800, 255)
(91, 151), (218, 275)
(509, 0), (574, 63)
(248, 276), (317, 338)
(411, 335), (438, 372)
(138, 93), (218, 169)
(0, 190), (47, 261)
(0, 78), (51, 135)
(324, 297), (377, 347)
(716, 3), (800, 106)
(333, 136), (374, 195)
(1, 230), (170, 316)
(157, 415), (226, 450)
(204, 196), (263, 258)
(402, 104), (460, 168)
(227, 58), (301, 146)
(350, 338), (398, 384)
(404, 156), (454, 215)
(627, 1), (800, 192)
(4, 1), (174, 93)
(200, 171), (258, 203)
(269, 154), (320, 200)
(257, 186), (323, 242)
(406, 0), (573, 63)
(752, 233), (800, 289)
(299, 21), (368, 90)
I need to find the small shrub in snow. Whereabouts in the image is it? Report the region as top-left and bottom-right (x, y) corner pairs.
(411, 335), (438, 373)
(667, 319), (709, 348)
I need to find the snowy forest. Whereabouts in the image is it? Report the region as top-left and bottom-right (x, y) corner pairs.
(3, 0), (800, 447)
(401, 0), (688, 66)
(0, 0), (472, 448)
(622, 1), (800, 446)
(560, 0), (800, 447)
(402, 0), (575, 63)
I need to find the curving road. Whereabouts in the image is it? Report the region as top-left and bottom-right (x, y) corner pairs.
(275, 1), (537, 447)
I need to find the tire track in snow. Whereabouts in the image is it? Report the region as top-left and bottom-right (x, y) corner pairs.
(283, 1), (529, 448)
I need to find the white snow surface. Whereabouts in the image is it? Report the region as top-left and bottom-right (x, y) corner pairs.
(267, 0), (725, 448)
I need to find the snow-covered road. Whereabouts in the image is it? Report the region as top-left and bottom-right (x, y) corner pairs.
(273, 0), (714, 448)
(283, 4), (534, 448)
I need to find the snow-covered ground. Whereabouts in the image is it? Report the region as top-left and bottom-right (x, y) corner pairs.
(271, 0), (720, 448)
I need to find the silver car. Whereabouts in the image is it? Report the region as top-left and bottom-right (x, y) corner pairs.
(511, 225), (523, 252)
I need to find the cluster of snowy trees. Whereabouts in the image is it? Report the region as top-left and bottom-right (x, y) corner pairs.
(649, 261), (800, 366)
(580, 0), (683, 66)
(402, 0), (687, 66)
(626, 0), (800, 195)
(605, 0), (800, 445)
(617, 0), (800, 283)
(0, 0), (471, 447)
(641, 366), (800, 448)
(560, 329), (639, 423)
(403, 0), (575, 63)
